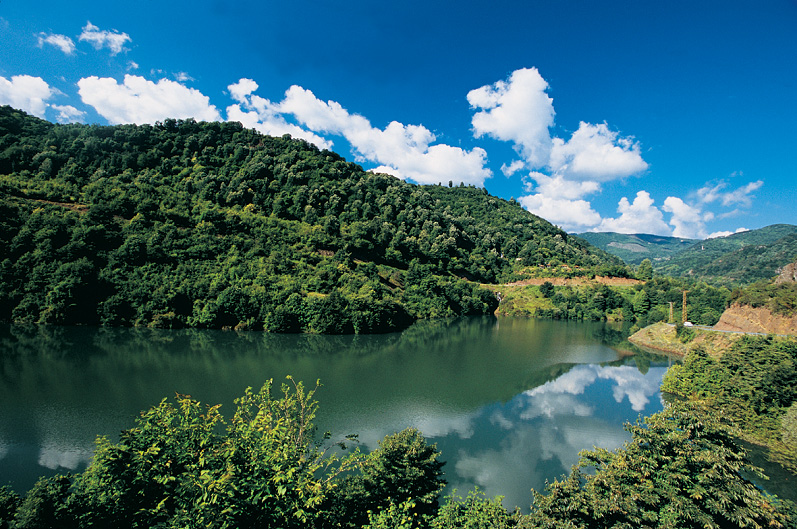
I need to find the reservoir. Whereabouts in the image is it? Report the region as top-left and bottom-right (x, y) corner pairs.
(0, 317), (672, 511)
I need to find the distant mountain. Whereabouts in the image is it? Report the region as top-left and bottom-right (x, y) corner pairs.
(575, 232), (697, 265)
(654, 225), (797, 286)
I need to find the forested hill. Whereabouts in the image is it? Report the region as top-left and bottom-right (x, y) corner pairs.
(653, 224), (797, 286)
(0, 106), (623, 332)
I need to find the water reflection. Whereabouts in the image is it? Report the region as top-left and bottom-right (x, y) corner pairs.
(0, 318), (671, 510)
(428, 363), (668, 510)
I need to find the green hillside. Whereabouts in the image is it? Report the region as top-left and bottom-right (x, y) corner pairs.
(0, 106), (623, 332)
(654, 225), (797, 286)
(576, 231), (697, 265)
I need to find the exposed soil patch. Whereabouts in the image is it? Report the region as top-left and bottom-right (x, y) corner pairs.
(30, 198), (89, 213)
(503, 276), (642, 287)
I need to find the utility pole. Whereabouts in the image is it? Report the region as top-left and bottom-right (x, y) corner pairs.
(682, 290), (688, 323)
(669, 302), (674, 323)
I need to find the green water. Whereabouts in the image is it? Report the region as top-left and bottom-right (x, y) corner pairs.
(0, 317), (673, 510)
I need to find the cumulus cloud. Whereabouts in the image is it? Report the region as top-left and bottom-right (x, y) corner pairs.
(78, 74), (221, 124)
(548, 122), (648, 182)
(79, 21), (131, 55)
(226, 79), (333, 149)
(596, 191), (670, 235)
(662, 196), (714, 239)
(0, 75), (53, 117)
(281, 85), (492, 186)
(228, 80), (492, 186)
(468, 67), (554, 168)
(526, 172), (600, 201)
(51, 104), (86, 123)
(518, 194), (601, 231)
(468, 68), (648, 231)
(37, 33), (76, 54)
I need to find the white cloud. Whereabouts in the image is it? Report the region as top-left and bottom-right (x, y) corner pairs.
(698, 179), (763, 208)
(468, 67), (554, 168)
(706, 227), (749, 239)
(501, 160), (525, 177)
(225, 79), (333, 149)
(78, 74), (221, 124)
(662, 196), (713, 239)
(174, 72), (194, 83)
(548, 122), (648, 182)
(79, 21), (131, 55)
(518, 194), (601, 231)
(0, 75), (53, 117)
(51, 104), (86, 123)
(470, 69), (649, 232)
(596, 191), (670, 235)
(228, 78), (260, 104)
(37, 33), (76, 54)
(275, 84), (492, 186)
(526, 172), (600, 200)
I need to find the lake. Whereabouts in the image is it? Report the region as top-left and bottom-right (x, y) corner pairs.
(0, 317), (673, 511)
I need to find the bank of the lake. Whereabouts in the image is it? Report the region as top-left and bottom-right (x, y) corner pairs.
(0, 317), (672, 511)
(628, 321), (742, 357)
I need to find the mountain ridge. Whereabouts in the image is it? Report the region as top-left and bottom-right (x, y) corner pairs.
(578, 225), (797, 286)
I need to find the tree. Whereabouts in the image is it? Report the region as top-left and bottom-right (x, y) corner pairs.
(637, 258), (653, 281)
(68, 378), (360, 529)
(539, 281), (554, 298)
(329, 428), (446, 528)
(529, 404), (796, 529)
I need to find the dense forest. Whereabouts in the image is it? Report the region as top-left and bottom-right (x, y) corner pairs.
(0, 106), (626, 333)
(1, 378), (794, 529)
(652, 225), (797, 286)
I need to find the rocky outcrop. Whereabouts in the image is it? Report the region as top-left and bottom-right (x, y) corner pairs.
(775, 260), (797, 284)
(713, 304), (797, 335)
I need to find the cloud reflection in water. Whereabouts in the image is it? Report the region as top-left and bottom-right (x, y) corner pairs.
(432, 363), (669, 511)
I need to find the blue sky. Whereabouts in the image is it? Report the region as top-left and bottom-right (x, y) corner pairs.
(1, 0), (795, 238)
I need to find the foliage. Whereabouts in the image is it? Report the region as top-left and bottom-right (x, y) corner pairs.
(0, 487), (20, 529)
(661, 336), (797, 470)
(636, 257), (653, 280)
(2, 378), (449, 529)
(730, 279), (797, 317)
(783, 403), (797, 453)
(433, 490), (520, 529)
(675, 321), (696, 343)
(526, 404), (796, 529)
(0, 106), (624, 333)
(327, 427), (446, 528)
(64, 377), (365, 529)
(10, 475), (72, 529)
(498, 276), (728, 326)
(4, 377), (796, 529)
